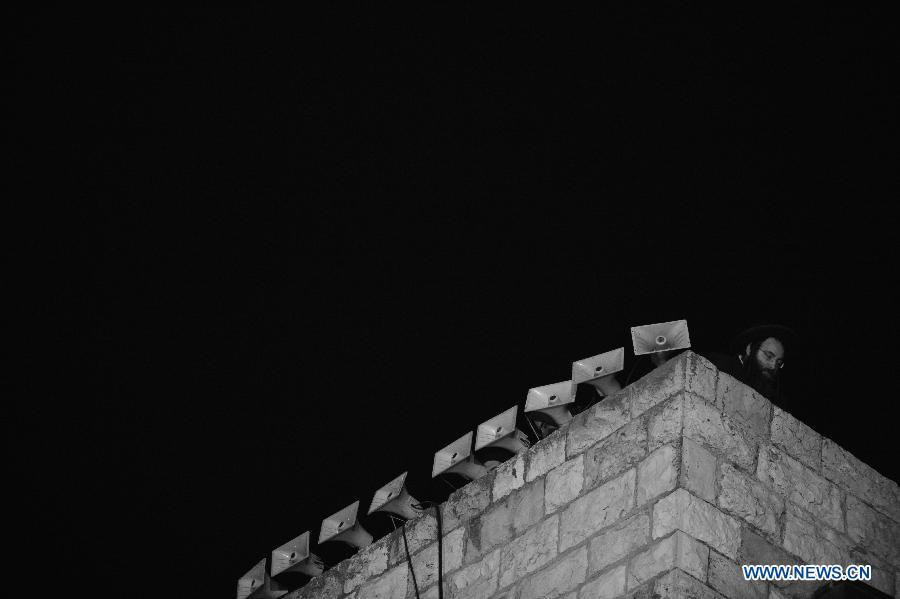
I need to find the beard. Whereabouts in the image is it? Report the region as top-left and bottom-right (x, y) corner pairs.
(745, 358), (779, 399)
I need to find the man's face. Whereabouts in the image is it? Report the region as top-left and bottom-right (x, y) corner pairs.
(751, 337), (785, 379)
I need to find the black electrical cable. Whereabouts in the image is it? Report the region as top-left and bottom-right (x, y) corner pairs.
(401, 521), (421, 599)
(403, 501), (444, 599)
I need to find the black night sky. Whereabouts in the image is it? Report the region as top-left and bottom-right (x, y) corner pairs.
(10, 8), (899, 599)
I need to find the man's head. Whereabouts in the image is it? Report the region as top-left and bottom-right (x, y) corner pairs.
(730, 324), (797, 402)
(742, 336), (785, 381)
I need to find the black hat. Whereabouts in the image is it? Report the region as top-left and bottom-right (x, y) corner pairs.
(730, 324), (799, 355)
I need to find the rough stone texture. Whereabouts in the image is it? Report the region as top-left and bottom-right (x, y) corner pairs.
(782, 502), (850, 565)
(737, 527), (799, 567)
(588, 512), (650, 574)
(517, 546), (587, 599)
(545, 455), (584, 514)
(526, 427), (566, 482)
(581, 564), (626, 599)
(717, 371), (771, 442)
(756, 444), (844, 532)
(717, 462), (784, 540)
(636, 443), (678, 505)
(442, 472), (494, 531)
(498, 515), (559, 588)
(682, 435), (717, 503)
(449, 548), (500, 599)
(647, 395), (683, 451)
(560, 468), (636, 551)
(286, 565), (344, 599)
(492, 452), (525, 502)
(823, 438), (900, 523)
(343, 536), (389, 593)
(708, 550), (767, 599)
(683, 392), (757, 472)
(685, 352), (719, 405)
(849, 548), (895, 597)
(408, 527), (464, 590)
(388, 513), (437, 566)
(357, 563), (408, 599)
(627, 530), (709, 590)
(653, 568), (726, 599)
(846, 494), (900, 568)
(584, 416), (647, 489)
(464, 479), (544, 564)
(629, 357), (685, 418)
(770, 407), (821, 472)
(566, 392), (631, 457)
(653, 488), (741, 559)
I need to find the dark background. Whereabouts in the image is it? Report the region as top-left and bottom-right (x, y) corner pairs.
(9, 8), (898, 599)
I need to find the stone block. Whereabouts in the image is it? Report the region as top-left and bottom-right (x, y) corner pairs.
(344, 536), (389, 593)
(408, 527), (465, 590)
(492, 452), (525, 501)
(464, 479), (544, 564)
(581, 564), (626, 599)
(287, 564), (344, 599)
(756, 444), (843, 532)
(849, 548), (895, 597)
(546, 455), (584, 514)
(441, 472), (494, 531)
(737, 527), (799, 567)
(846, 494), (900, 568)
(653, 568), (726, 599)
(584, 416), (647, 489)
(358, 562), (408, 599)
(560, 468), (636, 551)
(681, 436), (717, 503)
(822, 438), (900, 522)
(526, 427), (566, 482)
(718, 371), (772, 442)
(449, 548), (500, 599)
(683, 392), (757, 472)
(517, 546), (587, 599)
(498, 515), (559, 588)
(389, 513), (437, 566)
(770, 407), (821, 472)
(782, 502), (850, 565)
(627, 530), (709, 590)
(566, 392), (631, 457)
(636, 443), (678, 505)
(588, 511), (650, 574)
(708, 550), (767, 599)
(718, 462), (784, 540)
(685, 351), (719, 405)
(630, 355), (686, 418)
(653, 488), (741, 559)
(647, 394), (684, 451)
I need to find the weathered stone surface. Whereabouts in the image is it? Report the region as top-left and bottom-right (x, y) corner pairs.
(756, 444), (843, 532)
(584, 416), (647, 489)
(287, 565), (344, 599)
(683, 392), (756, 472)
(566, 392), (631, 457)
(449, 548), (500, 599)
(389, 513), (437, 566)
(344, 536), (389, 593)
(737, 527), (799, 567)
(464, 479), (544, 564)
(708, 550), (767, 599)
(782, 502), (850, 565)
(653, 488), (741, 559)
(718, 462), (784, 539)
(637, 443), (678, 505)
(442, 472), (494, 531)
(630, 356), (685, 417)
(647, 395), (683, 451)
(560, 468), (636, 551)
(546, 455), (584, 514)
(517, 546), (586, 599)
(849, 548), (895, 597)
(588, 512), (650, 574)
(770, 407), (821, 472)
(581, 564), (627, 599)
(685, 352), (719, 405)
(653, 568), (726, 599)
(409, 527), (465, 590)
(682, 435), (717, 502)
(498, 515), (559, 588)
(718, 371), (771, 442)
(627, 530), (709, 589)
(492, 452), (525, 501)
(846, 494), (900, 568)
(823, 438), (900, 522)
(526, 427), (566, 482)
(358, 563), (408, 599)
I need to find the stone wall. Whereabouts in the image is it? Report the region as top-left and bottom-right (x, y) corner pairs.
(287, 352), (900, 599)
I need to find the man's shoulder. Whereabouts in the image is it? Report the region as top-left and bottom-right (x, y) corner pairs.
(699, 351), (743, 378)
